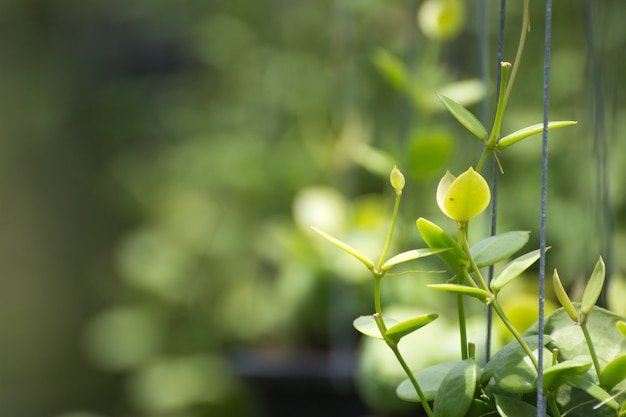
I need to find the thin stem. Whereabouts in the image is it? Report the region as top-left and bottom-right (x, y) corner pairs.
(391, 345), (435, 417)
(491, 299), (539, 370)
(458, 223), (489, 291)
(580, 322), (602, 382)
(373, 276), (386, 331)
(457, 293), (469, 360)
(502, 0), (530, 116)
(548, 395), (562, 417)
(377, 192), (402, 272)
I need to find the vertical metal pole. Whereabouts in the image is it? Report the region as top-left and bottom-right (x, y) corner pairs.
(537, 0), (553, 415)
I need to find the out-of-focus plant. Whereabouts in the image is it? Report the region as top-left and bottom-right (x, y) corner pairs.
(313, 1), (626, 416)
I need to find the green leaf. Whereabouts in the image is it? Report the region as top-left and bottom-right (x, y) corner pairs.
(381, 248), (448, 272)
(600, 353), (626, 390)
(427, 284), (491, 302)
(488, 335), (552, 394)
(416, 218), (468, 273)
(618, 321), (626, 338)
(386, 313), (439, 343)
(311, 227), (375, 271)
(433, 359), (478, 417)
(497, 121), (578, 149)
(552, 269), (579, 322)
(410, 133), (453, 178)
(581, 256), (606, 317)
(437, 94), (488, 141)
(371, 48), (409, 91)
(470, 231), (530, 268)
(353, 315), (397, 339)
(542, 358), (591, 391)
(397, 361), (462, 402)
(490, 249), (545, 292)
(494, 395), (538, 417)
(569, 374), (619, 410)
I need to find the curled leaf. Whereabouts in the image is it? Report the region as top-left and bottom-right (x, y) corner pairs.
(497, 121), (578, 149)
(386, 313), (439, 343)
(581, 256), (606, 319)
(427, 284), (491, 302)
(553, 269), (579, 322)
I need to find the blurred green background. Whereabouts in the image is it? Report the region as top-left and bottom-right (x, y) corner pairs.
(1, 0), (625, 416)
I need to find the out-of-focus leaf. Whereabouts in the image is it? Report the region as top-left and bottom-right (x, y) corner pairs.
(311, 227), (375, 270)
(371, 48), (409, 91)
(410, 133), (453, 178)
(381, 248), (448, 272)
(427, 284), (491, 302)
(437, 94), (487, 141)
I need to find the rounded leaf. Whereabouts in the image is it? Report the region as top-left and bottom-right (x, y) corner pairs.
(600, 353), (626, 390)
(433, 359), (478, 417)
(353, 315), (398, 339)
(470, 231), (530, 268)
(397, 361), (462, 402)
(542, 359), (591, 391)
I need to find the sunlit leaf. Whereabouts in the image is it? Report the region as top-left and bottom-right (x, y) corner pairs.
(553, 269), (579, 322)
(542, 358), (591, 391)
(600, 353), (626, 390)
(311, 227), (375, 270)
(497, 121), (577, 149)
(416, 218), (468, 272)
(618, 321), (626, 338)
(386, 313), (439, 343)
(433, 359), (478, 417)
(437, 94), (488, 141)
(470, 231), (530, 268)
(427, 284), (491, 302)
(381, 248), (448, 272)
(490, 249), (545, 292)
(581, 257), (606, 318)
(352, 315), (397, 339)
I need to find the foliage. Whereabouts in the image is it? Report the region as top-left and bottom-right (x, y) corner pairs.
(313, 1), (626, 416)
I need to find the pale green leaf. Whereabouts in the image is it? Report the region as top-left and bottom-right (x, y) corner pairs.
(427, 284), (491, 302)
(311, 227), (375, 270)
(381, 248), (448, 272)
(433, 359), (478, 417)
(490, 249), (545, 292)
(498, 121), (578, 149)
(353, 315), (397, 339)
(581, 256), (606, 317)
(437, 94), (488, 141)
(470, 231), (530, 268)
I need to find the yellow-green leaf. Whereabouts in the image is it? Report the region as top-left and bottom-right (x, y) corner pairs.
(311, 227), (375, 270)
(552, 269), (579, 322)
(581, 257), (606, 318)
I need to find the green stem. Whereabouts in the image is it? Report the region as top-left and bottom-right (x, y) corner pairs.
(373, 276), (386, 331)
(491, 299), (539, 370)
(390, 345), (435, 417)
(377, 192), (402, 272)
(548, 395), (562, 417)
(501, 0), (530, 116)
(458, 223), (489, 291)
(580, 322), (602, 382)
(457, 292), (469, 360)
